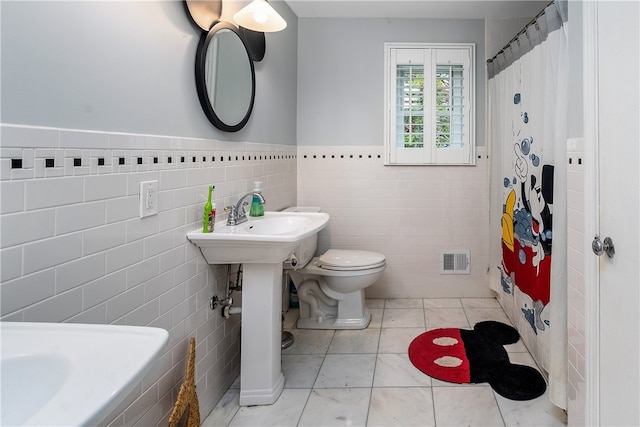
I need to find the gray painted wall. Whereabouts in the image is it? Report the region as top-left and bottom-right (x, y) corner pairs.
(297, 18), (486, 146)
(0, 0), (298, 145)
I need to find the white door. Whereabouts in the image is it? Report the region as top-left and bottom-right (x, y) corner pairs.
(589, 1), (640, 425)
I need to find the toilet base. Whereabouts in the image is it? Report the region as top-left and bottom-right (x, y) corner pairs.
(297, 308), (371, 330)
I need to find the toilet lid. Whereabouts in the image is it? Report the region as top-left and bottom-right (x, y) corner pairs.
(316, 249), (386, 271)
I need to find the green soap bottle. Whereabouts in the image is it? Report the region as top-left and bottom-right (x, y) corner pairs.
(202, 184), (214, 232)
(249, 181), (264, 217)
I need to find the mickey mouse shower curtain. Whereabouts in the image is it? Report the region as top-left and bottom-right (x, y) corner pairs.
(488, 1), (568, 409)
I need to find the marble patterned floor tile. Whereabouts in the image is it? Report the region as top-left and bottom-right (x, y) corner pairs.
(282, 354), (325, 388)
(422, 298), (463, 308)
(202, 298), (564, 427)
(282, 329), (334, 355)
(373, 353), (431, 387)
(432, 386), (505, 426)
(424, 308), (470, 329)
(495, 390), (567, 426)
(465, 307), (512, 327)
(201, 388), (240, 427)
(377, 327), (425, 354)
(385, 298), (424, 309)
(430, 377), (469, 387)
(366, 298), (385, 309)
(298, 388), (370, 427)
(230, 374), (240, 389)
(381, 308), (425, 328)
(368, 308), (383, 328)
(328, 329), (381, 354)
(461, 297), (502, 308)
(508, 351), (542, 371)
(367, 387), (435, 426)
(228, 388), (310, 427)
(504, 338), (528, 353)
(283, 308), (300, 329)
(314, 354), (376, 388)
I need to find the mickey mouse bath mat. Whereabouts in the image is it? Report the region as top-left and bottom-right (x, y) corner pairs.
(408, 321), (546, 401)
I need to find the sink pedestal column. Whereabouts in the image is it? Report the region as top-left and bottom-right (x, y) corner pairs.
(239, 263), (285, 406)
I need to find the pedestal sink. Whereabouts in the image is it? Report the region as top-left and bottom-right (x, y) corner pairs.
(186, 211), (330, 406)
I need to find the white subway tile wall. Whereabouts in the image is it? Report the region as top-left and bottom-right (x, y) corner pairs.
(0, 124), (297, 426)
(566, 141), (586, 426)
(297, 146), (493, 299)
(3, 124), (503, 422)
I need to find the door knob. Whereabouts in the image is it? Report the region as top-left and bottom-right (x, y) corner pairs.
(592, 235), (615, 258)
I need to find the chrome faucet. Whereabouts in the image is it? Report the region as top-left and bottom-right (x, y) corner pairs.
(225, 191), (266, 226)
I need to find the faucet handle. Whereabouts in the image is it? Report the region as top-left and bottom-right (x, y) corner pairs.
(224, 205), (237, 226)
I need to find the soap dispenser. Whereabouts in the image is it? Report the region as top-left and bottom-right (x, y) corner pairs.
(249, 181), (264, 217)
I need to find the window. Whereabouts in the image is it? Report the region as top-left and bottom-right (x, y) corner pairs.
(384, 43), (475, 165)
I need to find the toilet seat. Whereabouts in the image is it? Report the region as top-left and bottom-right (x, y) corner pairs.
(315, 249), (386, 271)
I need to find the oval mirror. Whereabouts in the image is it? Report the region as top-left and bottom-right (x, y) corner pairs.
(195, 22), (255, 132)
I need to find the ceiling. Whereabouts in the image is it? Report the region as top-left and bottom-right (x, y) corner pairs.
(284, 0), (550, 20)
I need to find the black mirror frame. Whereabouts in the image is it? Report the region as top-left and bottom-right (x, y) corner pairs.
(195, 21), (256, 132)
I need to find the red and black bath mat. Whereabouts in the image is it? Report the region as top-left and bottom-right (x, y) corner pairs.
(408, 321), (546, 401)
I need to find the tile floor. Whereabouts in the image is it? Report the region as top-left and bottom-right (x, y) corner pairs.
(202, 298), (568, 427)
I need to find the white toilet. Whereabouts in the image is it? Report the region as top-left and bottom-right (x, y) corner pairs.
(287, 247), (386, 329)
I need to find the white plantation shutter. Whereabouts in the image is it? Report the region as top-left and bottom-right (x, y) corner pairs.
(385, 43), (475, 165)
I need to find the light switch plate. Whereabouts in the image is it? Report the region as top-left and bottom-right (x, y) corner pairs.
(139, 180), (158, 218)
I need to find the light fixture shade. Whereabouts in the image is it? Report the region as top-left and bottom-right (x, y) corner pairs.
(233, 0), (287, 33)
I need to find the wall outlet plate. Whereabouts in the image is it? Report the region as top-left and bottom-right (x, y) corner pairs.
(139, 180), (158, 218)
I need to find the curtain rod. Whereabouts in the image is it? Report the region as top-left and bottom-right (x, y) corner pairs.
(486, 0), (556, 64)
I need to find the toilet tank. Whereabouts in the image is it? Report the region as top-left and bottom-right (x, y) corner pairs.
(293, 234), (318, 267)
(282, 207), (321, 268)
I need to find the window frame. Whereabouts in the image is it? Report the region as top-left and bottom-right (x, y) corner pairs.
(384, 42), (476, 166)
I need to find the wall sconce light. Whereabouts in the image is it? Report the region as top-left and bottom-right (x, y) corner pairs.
(233, 0), (287, 32)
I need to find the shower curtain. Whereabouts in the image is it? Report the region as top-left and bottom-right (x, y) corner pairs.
(488, 2), (568, 409)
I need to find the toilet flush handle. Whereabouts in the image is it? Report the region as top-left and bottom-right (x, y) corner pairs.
(286, 253), (299, 269)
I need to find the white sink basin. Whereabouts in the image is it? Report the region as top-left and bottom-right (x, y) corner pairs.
(244, 215), (313, 235)
(0, 322), (168, 426)
(186, 211), (329, 264)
